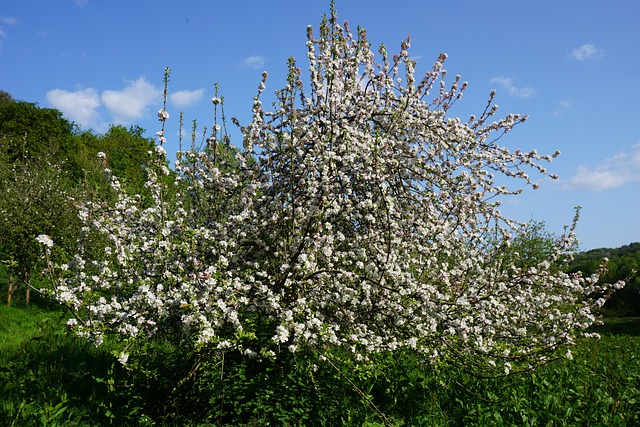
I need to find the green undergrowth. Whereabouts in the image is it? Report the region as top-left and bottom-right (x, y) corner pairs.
(1, 303), (638, 426)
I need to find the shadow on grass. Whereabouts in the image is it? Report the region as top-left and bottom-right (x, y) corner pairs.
(591, 317), (640, 336)
(0, 310), (124, 425)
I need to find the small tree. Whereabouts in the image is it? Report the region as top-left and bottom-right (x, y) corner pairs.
(41, 7), (622, 379)
(0, 160), (79, 305)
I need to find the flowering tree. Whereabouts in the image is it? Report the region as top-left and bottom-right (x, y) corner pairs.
(0, 160), (79, 305)
(40, 8), (622, 376)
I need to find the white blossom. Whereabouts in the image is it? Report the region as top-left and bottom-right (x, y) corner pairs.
(117, 352), (130, 365)
(157, 109), (169, 121)
(42, 11), (623, 376)
(36, 234), (53, 248)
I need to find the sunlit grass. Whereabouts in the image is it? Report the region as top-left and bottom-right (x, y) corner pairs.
(0, 304), (62, 356)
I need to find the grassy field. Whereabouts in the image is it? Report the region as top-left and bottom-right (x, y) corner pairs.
(1, 297), (639, 426)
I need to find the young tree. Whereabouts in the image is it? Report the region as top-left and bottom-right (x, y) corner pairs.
(41, 7), (622, 378)
(0, 160), (79, 305)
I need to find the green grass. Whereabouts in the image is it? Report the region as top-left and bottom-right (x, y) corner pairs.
(0, 304), (123, 426)
(1, 301), (639, 426)
(0, 304), (59, 352)
(451, 334), (640, 426)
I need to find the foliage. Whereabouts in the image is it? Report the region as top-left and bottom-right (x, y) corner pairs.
(0, 99), (79, 177)
(0, 91), (157, 190)
(0, 90), (14, 105)
(0, 158), (80, 305)
(39, 6), (623, 382)
(570, 242), (640, 317)
(73, 125), (157, 193)
(0, 94), (81, 304)
(1, 305), (639, 426)
(0, 92), (159, 306)
(501, 220), (569, 269)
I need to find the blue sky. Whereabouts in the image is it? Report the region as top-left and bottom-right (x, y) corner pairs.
(1, 0), (639, 250)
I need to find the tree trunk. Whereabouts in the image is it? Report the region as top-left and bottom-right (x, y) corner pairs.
(25, 273), (31, 305)
(6, 271), (13, 306)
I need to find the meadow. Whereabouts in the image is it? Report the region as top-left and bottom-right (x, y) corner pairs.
(1, 288), (638, 426)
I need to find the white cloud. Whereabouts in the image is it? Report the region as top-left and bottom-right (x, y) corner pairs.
(489, 76), (536, 99)
(46, 77), (161, 131)
(73, 0), (89, 7)
(46, 87), (101, 128)
(570, 43), (604, 61)
(170, 88), (204, 108)
(242, 55), (266, 70)
(562, 143), (640, 191)
(102, 77), (161, 124)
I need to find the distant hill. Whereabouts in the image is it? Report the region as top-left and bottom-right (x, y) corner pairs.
(570, 242), (640, 317)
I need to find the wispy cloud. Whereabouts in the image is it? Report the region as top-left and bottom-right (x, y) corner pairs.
(47, 77), (162, 131)
(170, 88), (204, 108)
(570, 43), (604, 61)
(553, 100), (572, 117)
(241, 55), (266, 70)
(102, 78), (161, 124)
(73, 0), (89, 7)
(562, 143), (640, 192)
(489, 76), (536, 99)
(0, 17), (19, 26)
(0, 16), (19, 48)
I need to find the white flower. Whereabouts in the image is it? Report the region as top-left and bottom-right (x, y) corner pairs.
(36, 234), (53, 248)
(155, 145), (167, 156)
(273, 325), (290, 343)
(158, 109), (170, 120)
(117, 352), (129, 365)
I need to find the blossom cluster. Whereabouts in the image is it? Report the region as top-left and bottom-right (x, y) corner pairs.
(41, 10), (622, 375)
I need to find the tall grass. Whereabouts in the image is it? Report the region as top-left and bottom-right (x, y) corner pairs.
(1, 300), (638, 426)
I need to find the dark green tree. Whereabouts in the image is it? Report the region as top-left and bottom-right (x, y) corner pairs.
(0, 99), (78, 174)
(87, 125), (156, 192)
